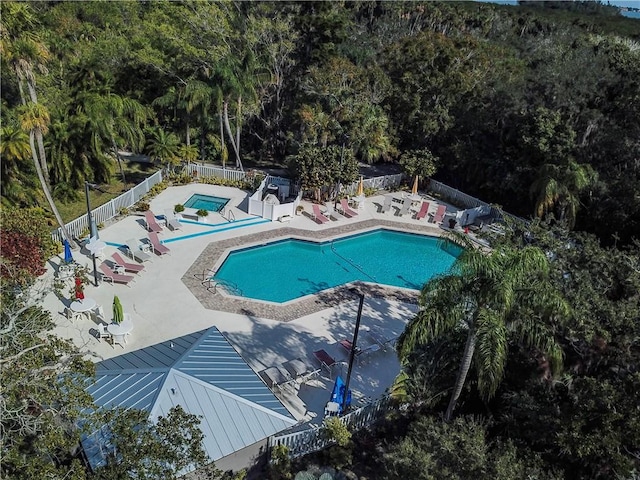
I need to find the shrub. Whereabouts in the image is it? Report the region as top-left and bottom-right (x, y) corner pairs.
(118, 207), (129, 216)
(134, 201), (150, 212)
(196, 209), (209, 217)
(147, 180), (169, 197)
(174, 204), (185, 213)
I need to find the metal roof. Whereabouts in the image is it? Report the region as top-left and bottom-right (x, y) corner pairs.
(84, 327), (296, 467)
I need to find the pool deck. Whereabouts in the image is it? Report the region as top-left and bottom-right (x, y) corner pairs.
(39, 183), (458, 425)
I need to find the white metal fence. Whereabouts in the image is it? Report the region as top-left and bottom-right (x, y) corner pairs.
(343, 173), (404, 196)
(185, 163), (248, 182)
(268, 396), (391, 459)
(51, 170), (164, 243)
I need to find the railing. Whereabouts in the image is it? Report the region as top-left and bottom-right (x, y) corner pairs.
(427, 179), (527, 224)
(268, 396), (390, 459)
(51, 170), (164, 243)
(186, 162), (247, 182)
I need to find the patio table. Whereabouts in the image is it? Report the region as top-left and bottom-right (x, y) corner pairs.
(70, 298), (97, 320)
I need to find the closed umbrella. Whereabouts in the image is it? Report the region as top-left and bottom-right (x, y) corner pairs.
(356, 176), (364, 197)
(63, 239), (73, 264)
(112, 296), (123, 324)
(411, 175), (419, 195)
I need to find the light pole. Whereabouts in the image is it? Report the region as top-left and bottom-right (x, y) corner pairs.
(84, 181), (99, 287)
(342, 287), (364, 414)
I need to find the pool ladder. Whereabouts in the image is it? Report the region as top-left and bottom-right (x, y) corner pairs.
(330, 241), (377, 283)
(203, 277), (243, 296)
(220, 207), (235, 222)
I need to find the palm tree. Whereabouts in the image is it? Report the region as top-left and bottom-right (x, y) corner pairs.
(0, 123), (38, 206)
(80, 92), (149, 184)
(397, 237), (568, 421)
(531, 159), (598, 229)
(146, 127), (180, 174)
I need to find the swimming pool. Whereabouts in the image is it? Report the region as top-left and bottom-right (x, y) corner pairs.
(184, 194), (230, 212)
(213, 229), (461, 303)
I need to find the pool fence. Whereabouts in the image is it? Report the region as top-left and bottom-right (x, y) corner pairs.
(268, 396), (391, 460)
(51, 169), (165, 244)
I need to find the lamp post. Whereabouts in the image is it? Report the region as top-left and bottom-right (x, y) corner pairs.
(84, 181), (99, 287)
(342, 287), (364, 414)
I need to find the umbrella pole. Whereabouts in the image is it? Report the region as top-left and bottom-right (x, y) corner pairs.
(342, 289), (364, 414)
(85, 182), (99, 287)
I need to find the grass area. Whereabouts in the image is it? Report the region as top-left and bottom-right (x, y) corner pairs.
(55, 162), (160, 223)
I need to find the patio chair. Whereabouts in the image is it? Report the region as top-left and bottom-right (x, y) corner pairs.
(415, 201), (430, 220)
(125, 239), (152, 263)
(381, 195), (393, 214)
(398, 197), (412, 216)
(313, 349), (338, 376)
(99, 263), (135, 286)
(92, 305), (107, 323)
(143, 210), (163, 233)
(312, 204), (330, 224)
(339, 199), (358, 218)
(164, 209), (182, 231)
(433, 204), (447, 224)
(148, 231), (170, 256)
(96, 323), (112, 343)
(112, 252), (145, 273)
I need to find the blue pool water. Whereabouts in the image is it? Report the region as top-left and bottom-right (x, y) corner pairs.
(184, 194), (230, 212)
(213, 229), (461, 303)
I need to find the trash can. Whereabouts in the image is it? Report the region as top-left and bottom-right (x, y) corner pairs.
(449, 218), (457, 229)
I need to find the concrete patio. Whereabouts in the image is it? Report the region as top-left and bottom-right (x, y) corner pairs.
(40, 183), (454, 423)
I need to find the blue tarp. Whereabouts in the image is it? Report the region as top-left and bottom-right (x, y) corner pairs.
(330, 376), (352, 414)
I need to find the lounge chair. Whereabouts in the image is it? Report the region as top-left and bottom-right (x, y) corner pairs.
(339, 339), (380, 359)
(259, 366), (292, 390)
(312, 204), (330, 224)
(339, 199), (358, 218)
(99, 263), (135, 286)
(143, 210), (163, 233)
(398, 197), (412, 216)
(433, 204), (447, 224)
(313, 349), (338, 376)
(415, 201), (430, 220)
(164, 210), (182, 231)
(381, 195), (393, 214)
(112, 252), (145, 273)
(282, 357), (320, 384)
(339, 339), (362, 356)
(148, 231), (170, 256)
(324, 202), (337, 220)
(125, 239), (152, 263)
(367, 325), (398, 350)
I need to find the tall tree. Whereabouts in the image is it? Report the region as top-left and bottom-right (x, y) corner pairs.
(1, 2), (72, 244)
(398, 238), (568, 421)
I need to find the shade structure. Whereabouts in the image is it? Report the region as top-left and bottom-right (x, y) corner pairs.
(63, 239), (73, 264)
(356, 176), (364, 196)
(411, 175), (419, 194)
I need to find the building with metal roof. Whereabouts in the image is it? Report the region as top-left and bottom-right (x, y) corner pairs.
(82, 326), (296, 473)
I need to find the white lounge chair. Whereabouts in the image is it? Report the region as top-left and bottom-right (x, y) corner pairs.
(125, 239), (152, 263)
(398, 197), (412, 216)
(164, 210), (182, 231)
(381, 195), (393, 214)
